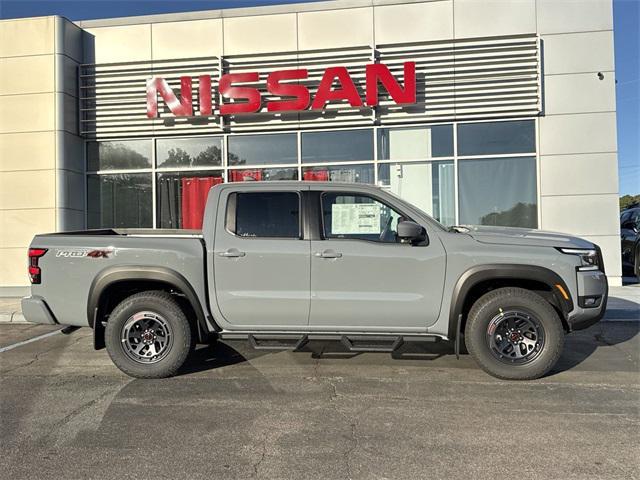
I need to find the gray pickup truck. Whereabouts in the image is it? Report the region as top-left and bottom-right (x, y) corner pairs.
(22, 182), (608, 380)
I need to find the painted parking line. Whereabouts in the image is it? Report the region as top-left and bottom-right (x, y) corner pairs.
(0, 329), (64, 354)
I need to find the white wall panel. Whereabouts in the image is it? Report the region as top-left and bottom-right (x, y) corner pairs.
(0, 93), (55, 134)
(0, 16), (55, 57)
(540, 153), (618, 196)
(0, 56), (54, 95)
(539, 112), (617, 155)
(83, 24), (151, 63)
(537, 0), (613, 34)
(375, 1), (453, 44)
(298, 7), (373, 50)
(541, 31), (614, 75)
(223, 14), (297, 55)
(152, 19), (223, 60)
(454, 0), (535, 38)
(540, 193), (619, 236)
(543, 72), (615, 115)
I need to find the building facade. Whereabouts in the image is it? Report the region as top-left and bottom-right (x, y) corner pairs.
(0, 0), (621, 295)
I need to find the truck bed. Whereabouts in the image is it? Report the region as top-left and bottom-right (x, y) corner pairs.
(28, 230), (208, 328)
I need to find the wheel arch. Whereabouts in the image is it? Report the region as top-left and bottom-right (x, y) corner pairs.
(448, 264), (574, 342)
(88, 266), (213, 349)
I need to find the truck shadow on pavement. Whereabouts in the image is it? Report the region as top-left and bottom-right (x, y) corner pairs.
(550, 321), (639, 375)
(177, 322), (639, 377)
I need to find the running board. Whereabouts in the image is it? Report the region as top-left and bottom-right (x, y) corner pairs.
(247, 334), (309, 351)
(220, 332), (444, 353)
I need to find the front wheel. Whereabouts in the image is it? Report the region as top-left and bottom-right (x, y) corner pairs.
(105, 290), (193, 378)
(465, 287), (564, 380)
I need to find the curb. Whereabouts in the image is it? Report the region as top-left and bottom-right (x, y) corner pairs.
(0, 312), (27, 324)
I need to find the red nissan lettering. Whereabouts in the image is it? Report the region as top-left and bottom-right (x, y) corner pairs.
(146, 76), (193, 118)
(219, 72), (262, 115)
(266, 69), (310, 112)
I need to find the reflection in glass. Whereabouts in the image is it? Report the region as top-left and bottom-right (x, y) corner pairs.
(87, 173), (152, 228)
(459, 157), (537, 228)
(457, 120), (535, 156)
(229, 168), (298, 182)
(301, 129), (373, 163)
(378, 161), (455, 226)
(157, 171), (224, 229)
(377, 125), (453, 160)
(156, 137), (223, 168)
(228, 134), (297, 166)
(303, 164), (374, 184)
(87, 140), (152, 171)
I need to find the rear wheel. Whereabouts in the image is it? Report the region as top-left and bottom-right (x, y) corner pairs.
(465, 287), (564, 380)
(105, 290), (193, 378)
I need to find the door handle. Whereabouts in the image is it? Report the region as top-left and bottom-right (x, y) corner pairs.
(218, 248), (246, 258)
(314, 250), (342, 259)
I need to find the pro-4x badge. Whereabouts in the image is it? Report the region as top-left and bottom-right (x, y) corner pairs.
(55, 248), (116, 259)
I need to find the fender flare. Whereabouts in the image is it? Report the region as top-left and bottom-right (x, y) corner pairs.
(447, 264), (574, 341)
(87, 265), (210, 346)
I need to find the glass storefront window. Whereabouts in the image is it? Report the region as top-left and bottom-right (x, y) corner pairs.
(86, 120), (539, 230)
(378, 161), (455, 226)
(157, 171), (223, 229)
(377, 125), (453, 160)
(458, 157), (537, 228)
(228, 133), (297, 166)
(87, 140), (152, 171)
(156, 137), (222, 168)
(302, 164), (374, 184)
(87, 173), (152, 228)
(228, 167), (298, 182)
(457, 120), (535, 156)
(301, 129), (373, 163)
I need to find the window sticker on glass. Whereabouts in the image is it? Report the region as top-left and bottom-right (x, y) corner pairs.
(331, 203), (381, 234)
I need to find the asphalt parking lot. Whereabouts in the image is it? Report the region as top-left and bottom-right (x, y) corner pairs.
(1, 320), (639, 480)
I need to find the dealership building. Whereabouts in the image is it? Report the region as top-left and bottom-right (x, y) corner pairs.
(0, 0), (621, 295)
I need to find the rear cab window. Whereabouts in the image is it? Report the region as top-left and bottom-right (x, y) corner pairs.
(227, 191), (301, 238)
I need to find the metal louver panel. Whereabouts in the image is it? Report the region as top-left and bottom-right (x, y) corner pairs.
(79, 34), (541, 139)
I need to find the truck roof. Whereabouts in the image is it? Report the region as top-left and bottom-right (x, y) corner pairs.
(213, 181), (381, 189)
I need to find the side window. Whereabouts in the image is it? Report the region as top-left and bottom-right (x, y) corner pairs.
(321, 192), (407, 243)
(230, 192), (300, 238)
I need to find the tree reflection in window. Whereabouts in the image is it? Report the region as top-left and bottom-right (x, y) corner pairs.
(88, 141), (152, 171)
(480, 202), (537, 228)
(157, 138), (226, 168)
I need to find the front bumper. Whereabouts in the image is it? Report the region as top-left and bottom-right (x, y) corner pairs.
(567, 270), (608, 331)
(21, 296), (59, 325)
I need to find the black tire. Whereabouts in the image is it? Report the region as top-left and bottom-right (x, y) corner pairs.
(465, 287), (564, 380)
(105, 290), (193, 379)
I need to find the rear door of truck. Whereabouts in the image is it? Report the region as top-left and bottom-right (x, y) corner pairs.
(212, 185), (311, 327)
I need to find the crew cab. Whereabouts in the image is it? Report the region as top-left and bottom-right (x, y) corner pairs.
(22, 182), (608, 380)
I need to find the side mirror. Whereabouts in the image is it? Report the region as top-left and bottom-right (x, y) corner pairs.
(397, 220), (427, 245)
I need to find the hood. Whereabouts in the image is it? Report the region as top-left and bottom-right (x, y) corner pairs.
(461, 225), (595, 249)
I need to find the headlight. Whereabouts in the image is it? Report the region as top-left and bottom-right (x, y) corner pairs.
(557, 248), (600, 271)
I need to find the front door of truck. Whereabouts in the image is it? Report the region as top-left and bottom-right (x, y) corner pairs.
(213, 187), (310, 328)
(309, 190), (446, 331)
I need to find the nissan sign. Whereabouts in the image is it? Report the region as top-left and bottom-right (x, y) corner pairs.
(146, 62), (416, 118)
